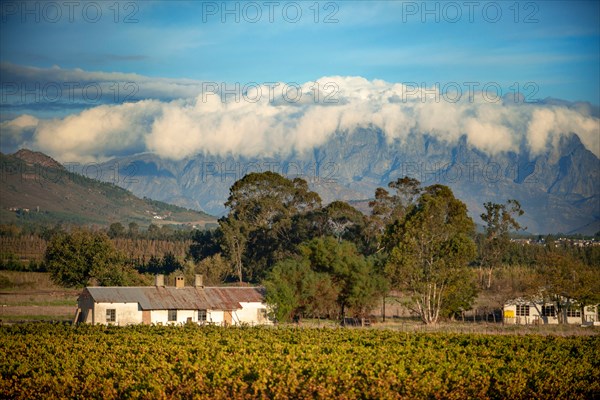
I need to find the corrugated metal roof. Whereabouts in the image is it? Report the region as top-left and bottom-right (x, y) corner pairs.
(204, 287), (265, 309)
(84, 286), (266, 310)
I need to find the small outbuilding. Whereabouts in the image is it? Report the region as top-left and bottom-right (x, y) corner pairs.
(75, 275), (272, 326)
(503, 297), (599, 326)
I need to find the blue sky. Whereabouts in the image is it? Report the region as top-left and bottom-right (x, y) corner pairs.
(1, 0), (598, 105)
(1, 1), (599, 163)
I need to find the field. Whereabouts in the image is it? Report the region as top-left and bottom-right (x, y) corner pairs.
(0, 271), (77, 322)
(1, 324), (599, 399)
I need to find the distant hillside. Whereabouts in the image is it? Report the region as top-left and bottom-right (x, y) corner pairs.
(0, 149), (217, 228)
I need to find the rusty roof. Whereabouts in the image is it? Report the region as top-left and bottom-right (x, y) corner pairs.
(204, 287), (265, 309)
(84, 286), (266, 310)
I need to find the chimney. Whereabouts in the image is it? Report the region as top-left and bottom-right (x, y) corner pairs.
(195, 274), (204, 288)
(155, 274), (164, 287)
(175, 276), (185, 289)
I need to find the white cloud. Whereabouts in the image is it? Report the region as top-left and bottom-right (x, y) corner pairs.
(0, 114), (39, 132)
(32, 101), (162, 163)
(0, 114), (40, 145)
(527, 107), (600, 157)
(2, 75), (599, 162)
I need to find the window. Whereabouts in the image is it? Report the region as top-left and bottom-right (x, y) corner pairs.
(106, 309), (116, 322)
(516, 305), (530, 317)
(168, 310), (177, 322)
(198, 310), (207, 322)
(541, 305), (555, 317)
(566, 308), (581, 318)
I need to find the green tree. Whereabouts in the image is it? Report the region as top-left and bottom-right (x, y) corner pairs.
(45, 230), (140, 287)
(385, 185), (477, 324)
(440, 271), (479, 320)
(147, 224), (160, 239)
(140, 255), (162, 275)
(221, 172), (321, 282)
(161, 252), (183, 275)
(478, 200), (525, 289)
(300, 237), (387, 321)
(189, 228), (223, 262)
(264, 260), (300, 322)
(290, 201), (367, 251)
(538, 253), (600, 324)
(263, 237), (386, 323)
(367, 177), (422, 254)
(220, 217), (248, 283)
(128, 222), (139, 238)
(107, 222), (126, 238)
(264, 258), (338, 322)
(486, 264), (540, 320)
(183, 254), (232, 286)
(322, 201), (367, 245)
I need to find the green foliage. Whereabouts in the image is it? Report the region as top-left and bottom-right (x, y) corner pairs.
(265, 259), (313, 322)
(478, 200), (525, 289)
(1, 324), (599, 399)
(265, 237), (387, 321)
(188, 229), (223, 262)
(44, 230), (142, 287)
(147, 223), (160, 238)
(314, 201), (368, 248)
(127, 222), (139, 238)
(440, 271), (479, 319)
(264, 258), (338, 322)
(220, 172), (322, 282)
(301, 237), (387, 317)
(500, 236), (599, 268)
(385, 184), (477, 324)
(0, 255), (46, 272)
(136, 252), (183, 275)
(182, 254), (232, 286)
(107, 222), (126, 239)
(366, 176), (422, 253)
(536, 252), (600, 323)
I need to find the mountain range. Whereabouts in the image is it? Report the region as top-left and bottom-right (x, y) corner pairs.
(68, 128), (599, 235)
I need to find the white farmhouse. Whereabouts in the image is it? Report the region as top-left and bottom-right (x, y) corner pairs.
(503, 297), (599, 326)
(75, 275), (272, 326)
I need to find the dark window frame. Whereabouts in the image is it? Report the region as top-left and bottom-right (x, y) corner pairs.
(516, 305), (530, 317)
(566, 308), (581, 318)
(541, 305), (555, 317)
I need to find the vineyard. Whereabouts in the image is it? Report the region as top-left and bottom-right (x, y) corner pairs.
(1, 324), (599, 399)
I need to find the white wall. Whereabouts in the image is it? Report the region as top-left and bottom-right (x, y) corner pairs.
(207, 310), (224, 324)
(150, 309), (198, 325)
(235, 302), (272, 325)
(94, 302), (142, 325)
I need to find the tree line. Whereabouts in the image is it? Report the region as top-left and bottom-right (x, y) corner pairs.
(40, 172), (600, 325)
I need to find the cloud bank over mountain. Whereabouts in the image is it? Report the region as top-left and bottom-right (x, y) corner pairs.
(2, 65), (599, 163)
